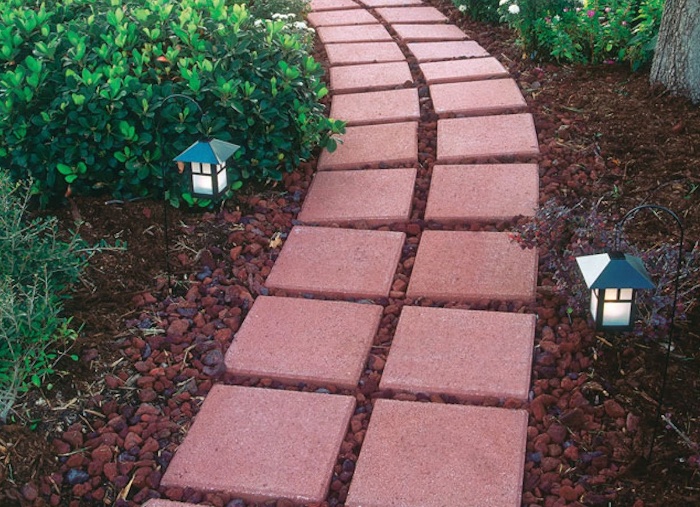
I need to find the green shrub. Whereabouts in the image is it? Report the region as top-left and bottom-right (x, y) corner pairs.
(0, 0), (344, 207)
(246, 0), (310, 20)
(452, 0), (501, 23)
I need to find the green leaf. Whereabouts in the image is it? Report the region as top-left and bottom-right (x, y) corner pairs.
(31, 374), (41, 387)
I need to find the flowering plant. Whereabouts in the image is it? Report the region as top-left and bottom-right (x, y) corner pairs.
(452, 0), (501, 23)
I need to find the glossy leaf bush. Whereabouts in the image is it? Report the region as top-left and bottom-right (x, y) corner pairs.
(0, 0), (344, 206)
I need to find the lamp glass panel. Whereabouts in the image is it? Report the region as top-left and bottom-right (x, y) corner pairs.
(590, 289), (599, 321)
(201, 163), (211, 175)
(604, 288), (619, 301)
(601, 301), (632, 327)
(216, 164), (227, 193)
(192, 174), (213, 196)
(619, 288), (633, 300)
(191, 162), (201, 174)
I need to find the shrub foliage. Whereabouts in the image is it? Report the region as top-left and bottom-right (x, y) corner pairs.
(0, 0), (344, 207)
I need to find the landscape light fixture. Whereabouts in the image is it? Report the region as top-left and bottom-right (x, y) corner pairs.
(575, 204), (685, 461)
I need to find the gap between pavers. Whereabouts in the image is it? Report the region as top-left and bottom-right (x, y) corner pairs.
(225, 296), (382, 388)
(317, 24), (393, 44)
(430, 78), (528, 117)
(380, 306), (536, 401)
(437, 113), (540, 162)
(265, 226), (406, 299)
(424, 163), (539, 222)
(318, 122), (418, 170)
(160, 385), (355, 503)
(308, 9), (378, 27)
(375, 6), (448, 24)
(299, 168), (416, 225)
(325, 41), (406, 65)
(406, 230), (538, 302)
(408, 40), (489, 62)
(329, 88), (419, 126)
(329, 61), (413, 93)
(392, 23), (468, 42)
(310, 0), (361, 11)
(346, 400), (528, 507)
(420, 57), (509, 84)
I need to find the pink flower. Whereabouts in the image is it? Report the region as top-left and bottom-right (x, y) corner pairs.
(587, 9), (595, 17)
(605, 6), (611, 12)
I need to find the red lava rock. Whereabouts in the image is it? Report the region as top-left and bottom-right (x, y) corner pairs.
(124, 431), (143, 450)
(167, 318), (190, 336)
(63, 430), (84, 448)
(547, 423), (567, 444)
(604, 399), (625, 419)
(541, 456), (561, 472)
(563, 444), (579, 461)
(20, 482), (38, 501)
(531, 394), (557, 421)
(90, 444), (112, 463)
(626, 412), (640, 433)
(559, 484), (578, 501)
(103, 462), (118, 482)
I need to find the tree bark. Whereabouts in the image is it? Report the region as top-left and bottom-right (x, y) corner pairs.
(650, 0), (700, 104)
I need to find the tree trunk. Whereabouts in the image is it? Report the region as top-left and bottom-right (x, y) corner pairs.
(649, 0), (700, 104)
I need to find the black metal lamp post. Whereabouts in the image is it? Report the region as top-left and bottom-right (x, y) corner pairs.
(575, 204), (685, 461)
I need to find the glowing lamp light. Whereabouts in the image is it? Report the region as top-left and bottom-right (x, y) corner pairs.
(174, 138), (240, 200)
(576, 251), (655, 331)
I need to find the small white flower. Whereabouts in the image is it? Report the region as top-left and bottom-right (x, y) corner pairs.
(458, 4), (467, 12)
(293, 21), (308, 30)
(254, 18), (265, 27)
(499, 0), (509, 6)
(508, 4), (520, 14)
(553, 14), (560, 21)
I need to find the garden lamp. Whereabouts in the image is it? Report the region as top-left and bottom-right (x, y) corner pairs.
(575, 251), (655, 331)
(174, 138), (240, 200)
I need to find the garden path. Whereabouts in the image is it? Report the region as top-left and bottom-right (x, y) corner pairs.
(145, 0), (540, 505)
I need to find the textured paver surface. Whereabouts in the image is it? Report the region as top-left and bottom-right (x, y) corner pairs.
(408, 40), (489, 61)
(380, 306), (536, 401)
(225, 296), (381, 388)
(265, 226), (405, 298)
(359, 0), (423, 6)
(430, 78), (528, 116)
(420, 57), (509, 83)
(318, 122), (418, 170)
(161, 385), (355, 503)
(317, 24), (393, 43)
(376, 6), (448, 23)
(143, 501), (200, 507)
(392, 23), (468, 42)
(407, 230), (538, 301)
(425, 164), (539, 221)
(346, 400), (528, 507)
(308, 9), (378, 27)
(325, 41), (405, 65)
(299, 168), (416, 225)
(311, 0), (360, 10)
(329, 61), (413, 93)
(330, 88), (420, 125)
(437, 113), (540, 161)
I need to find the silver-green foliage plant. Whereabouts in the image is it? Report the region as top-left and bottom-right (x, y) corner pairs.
(0, 0), (344, 207)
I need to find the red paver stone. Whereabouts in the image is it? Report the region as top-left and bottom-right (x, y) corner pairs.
(430, 78), (527, 116)
(143, 501), (200, 507)
(265, 226), (405, 298)
(359, 0), (423, 6)
(425, 164), (538, 222)
(407, 230), (538, 302)
(160, 385), (355, 503)
(318, 122), (418, 170)
(325, 41), (405, 65)
(380, 306), (536, 401)
(330, 88), (419, 125)
(407, 40), (489, 61)
(299, 168), (416, 225)
(420, 57), (509, 84)
(329, 61), (413, 93)
(376, 6), (448, 23)
(225, 296), (381, 388)
(437, 113), (540, 162)
(317, 24), (393, 43)
(307, 9), (377, 27)
(392, 23), (468, 42)
(346, 400), (528, 507)
(310, 0), (360, 11)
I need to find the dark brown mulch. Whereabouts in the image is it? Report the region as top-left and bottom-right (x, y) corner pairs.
(1, 4), (698, 507)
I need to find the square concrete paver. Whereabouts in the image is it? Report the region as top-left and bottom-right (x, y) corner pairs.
(143, 501), (201, 507)
(420, 57), (509, 84)
(311, 0), (360, 11)
(408, 41), (489, 61)
(317, 24), (393, 44)
(299, 168), (416, 225)
(346, 400), (528, 507)
(326, 41), (405, 65)
(437, 113), (540, 162)
(376, 6), (448, 23)
(330, 88), (419, 125)
(330, 61), (413, 93)
(392, 23), (468, 42)
(407, 230), (538, 302)
(225, 296), (381, 388)
(425, 164), (539, 222)
(430, 78), (527, 116)
(161, 385), (355, 503)
(308, 9), (377, 27)
(380, 306), (536, 401)
(265, 226), (405, 298)
(318, 122), (418, 170)
(360, 0), (423, 6)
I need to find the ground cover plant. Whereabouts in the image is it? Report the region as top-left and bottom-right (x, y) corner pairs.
(0, 0), (343, 207)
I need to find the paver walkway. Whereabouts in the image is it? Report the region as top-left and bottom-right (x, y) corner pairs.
(145, 1), (540, 506)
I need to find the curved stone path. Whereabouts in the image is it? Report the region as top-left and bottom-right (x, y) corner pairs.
(145, 1), (540, 506)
